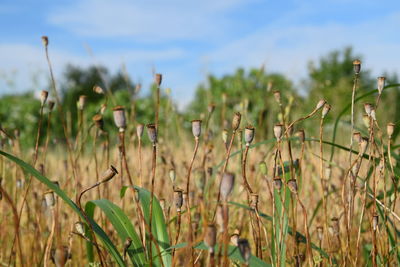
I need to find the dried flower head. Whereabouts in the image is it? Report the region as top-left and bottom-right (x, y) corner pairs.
(146, 123), (157, 144)
(330, 217), (340, 236)
(250, 193), (259, 210)
(274, 124), (283, 140)
(230, 232), (240, 246)
(387, 122), (395, 138)
(204, 224), (217, 252)
(222, 129), (229, 145)
(48, 100), (55, 111)
(93, 85), (104, 94)
(173, 188), (183, 212)
(75, 222), (85, 236)
(215, 205), (224, 232)
(100, 103), (107, 114)
(364, 103), (373, 116)
(191, 120), (202, 138)
(322, 104), (331, 119)
(92, 114), (104, 130)
(372, 214), (379, 231)
(232, 112), (242, 131)
(360, 137), (369, 155)
(377, 76), (386, 94)
(287, 179), (298, 194)
(244, 125), (255, 145)
(316, 99), (326, 110)
(273, 177), (283, 190)
(353, 59), (361, 74)
(169, 168), (176, 184)
(100, 165), (118, 184)
(316, 226), (323, 241)
(51, 245), (70, 267)
(40, 90), (49, 106)
(154, 73), (162, 86)
(208, 103), (216, 113)
(77, 95), (87, 110)
(237, 238), (251, 264)
(44, 190), (55, 207)
(41, 36), (49, 47)
(353, 131), (362, 143)
(220, 172), (235, 201)
(113, 106), (127, 130)
(136, 123), (144, 138)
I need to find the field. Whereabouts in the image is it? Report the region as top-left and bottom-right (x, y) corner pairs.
(0, 38), (399, 267)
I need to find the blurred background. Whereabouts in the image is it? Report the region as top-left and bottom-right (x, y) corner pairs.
(1, 0), (400, 146)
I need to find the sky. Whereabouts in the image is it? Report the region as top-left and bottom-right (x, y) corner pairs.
(1, 0), (400, 108)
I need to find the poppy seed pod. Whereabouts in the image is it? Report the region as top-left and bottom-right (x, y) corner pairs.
(191, 120), (202, 138)
(77, 95), (87, 110)
(75, 222), (85, 236)
(40, 90), (49, 106)
(372, 214), (379, 231)
(44, 190), (55, 207)
(287, 179), (298, 194)
(220, 172), (235, 201)
(244, 126), (255, 145)
(93, 85), (104, 94)
(274, 124), (283, 141)
(316, 99), (326, 110)
(370, 108), (376, 121)
(330, 217), (340, 236)
(377, 77), (386, 94)
(316, 226), (323, 241)
(52, 245), (70, 267)
(136, 123), (144, 138)
(204, 224), (217, 252)
(273, 90), (281, 104)
(353, 59), (361, 74)
(48, 100), (55, 111)
(146, 124), (157, 144)
(296, 129), (305, 143)
(259, 161), (267, 176)
(154, 73), (162, 86)
(169, 168), (176, 184)
(230, 233), (240, 246)
(322, 104), (331, 119)
(92, 114), (104, 131)
(364, 103), (373, 116)
(273, 177), (283, 190)
(41, 36), (49, 47)
(113, 106), (127, 130)
(353, 131), (362, 143)
(232, 112), (242, 131)
(100, 165), (118, 184)
(173, 189), (183, 212)
(237, 238), (251, 264)
(387, 123), (395, 138)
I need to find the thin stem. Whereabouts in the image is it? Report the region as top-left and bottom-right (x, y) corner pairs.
(149, 144), (157, 267)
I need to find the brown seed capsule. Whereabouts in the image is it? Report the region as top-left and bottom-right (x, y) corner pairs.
(377, 77), (386, 94)
(316, 99), (326, 110)
(41, 36), (49, 47)
(220, 172), (235, 201)
(244, 126), (255, 145)
(146, 123), (157, 144)
(136, 123), (144, 138)
(93, 85), (104, 94)
(273, 90), (281, 104)
(51, 245), (70, 267)
(372, 214), (379, 231)
(113, 106), (127, 130)
(250, 193), (259, 210)
(364, 103), (373, 116)
(48, 100), (55, 111)
(173, 189), (183, 212)
(353, 131), (362, 143)
(232, 112), (242, 131)
(191, 120), (202, 138)
(316, 226), (323, 241)
(274, 124), (283, 140)
(296, 129), (305, 143)
(169, 168), (176, 184)
(75, 222), (85, 236)
(330, 217), (340, 236)
(287, 179), (298, 194)
(237, 238), (251, 264)
(353, 59), (361, 74)
(77, 95), (87, 110)
(100, 165), (118, 184)
(273, 177), (283, 190)
(92, 114), (104, 130)
(387, 123), (395, 138)
(40, 90), (49, 106)
(154, 73), (162, 86)
(44, 190), (55, 207)
(204, 224), (217, 252)
(322, 104), (331, 119)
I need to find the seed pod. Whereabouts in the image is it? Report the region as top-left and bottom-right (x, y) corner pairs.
(191, 120), (202, 138)
(92, 114), (104, 131)
(113, 106), (127, 130)
(353, 131), (362, 143)
(377, 76), (386, 94)
(364, 103), (373, 116)
(274, 124), (283, 140)
(146, 123), (157, 144)
(287, 179), (298, 194)
(370, 108), (376, 121)
(40, 90), (49, 106)
(273, 177), (282, 190)
(232, 112), (241, 131)
(154, 73), (162, 86)
(296, 129), (305, 143)
(273, 90), (281, 104)
(387, 123), (395, 138)
(330, 217), (340, 236)
(372, 214), (379, 231)
(220, 172), (235, 201)
(51, 245), (70, 267)
(44, 190), (55, 207)
(75, 222), (85, 236)
(100, 103), (107, 114)
(244, 126), (255, 145)
(215, 205), (224, 232)
(353, 59), (361, 74)
(237, 238), (251, 264)
(77, 95), (87, 110)
(173, 189), (183, 212)
(222, 129), (228, 145)
(321, 104), (331, 119)
(259, 161), (267, 176)
(208, 103), (215, 113)
(48, 100), (55, 111)
(316, 226), (323, 241)
(204, 224), (217, 252)
(100, 165), (118, 183)
(182, 192), (188, 209)
(169, 168), (176, 184)
(316, 99), (326, 110)
(136, 123), (144, 138)
(42, 36), (49, 47)
(360, 137), (369, 155)
(93, 85), (104, 94)
(250, 193), (259, 210)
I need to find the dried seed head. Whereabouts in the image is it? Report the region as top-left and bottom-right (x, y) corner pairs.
(377, 76), (386, 94)
(146, 123), (157, 144)
(259, 161), (267, 176)
(52, 245), (70, 267)
(360, 137), (369, 155)
(44, 190), (55, 207)
(220, 172), (235, 201)
(250, 193), (259, 209)
(216, 205), (224, 232)
(75, 222), (85, 235)
(316, 226), (323, 241)
(296, 129), (305, 143)
(100, 165), (118, 184)
(169, 168), (176, 184)
(92, 114), (104, 130)
(370, 108), (376, 121)
(204, 224), (217, 252)
(387, 123), (395, 138)
(93, 85), (104, 94)
(230, 232), (240, 246)
(40, 90), (49, 106)
(353, 131), (362, 143)
(273, 90), (281, 104)
(287, 179), (298, 194)
(77, 95), (87, 110)
(191, 120), (202, 138)
(48, 100), (55, 111)
(237, 238), (251, 264)
(100, 103), (107, 114)
(353, 59), (361, 74)
(273, 177), (283, 191)
(274, 124), (283, 140)
(113, 106), (127, 130)
(244, 126), (255, 145)
(41, 36), (49, 47)
(372, 214), (379, 231)
(330, 217), (340, 235)
(232, 112), (242, 131)
(154, 73), (162, 86)
(322, 104), (331, 119)
(173, 189), (183, 212)
(136, 123), (144, 138)
(208, 103), (215, 113)
(222, 129), (229, 145)
(316, 99), (326, 110)
(364, 103), (373, 116)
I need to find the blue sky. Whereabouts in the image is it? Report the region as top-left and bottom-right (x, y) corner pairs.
(1, 0), (400, 107)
